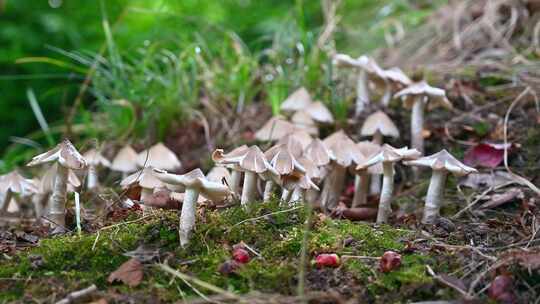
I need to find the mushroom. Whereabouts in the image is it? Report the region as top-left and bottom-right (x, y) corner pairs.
(211, 145), (248, 196)
(213, 146), (278, 207)
(152, 168), (232, 246)
(304, 101), (334, 124)
(0, 171), (37, 215)
(289, 157), (321, 203)
(26, 139), (86, 232)
(351, 141), (382, 207)
(120, 167), (169, 209)
(83, 148), (111, 189)
(404, 149), (476, 223)
(111, 145), (139, 178)
(291, 111), (319, 136)
(136, 142), (181, 171)
(394, 81), (451, 154)
(360, 111), (399, 195)
(378, 67), (412, 106)
(264, 142), (305, 202)
(280, 87), (313, 113)
(35, 163), (81, 219)
(320, 131), (363, 211)
(357, 144), (421, 223)
(254, 116), (297, 142)
(206, 166), (232, 187)
(333, 54), (385, 116)
(278, 131), (313, 152)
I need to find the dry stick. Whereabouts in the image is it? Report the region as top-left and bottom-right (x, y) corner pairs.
(503, 87), (540, 195)
(426, 265), (474, 300)
(55, 284), (97, 304)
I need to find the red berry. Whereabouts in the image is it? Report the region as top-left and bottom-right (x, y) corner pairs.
(379, 251), (401, 273)
(315, 253), (341, 268)
(232, 248), (250, 264)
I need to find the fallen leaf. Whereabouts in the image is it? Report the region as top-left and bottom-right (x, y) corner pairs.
(501, 249), (540, 271)
(463, 143), (511, 168)
(459, 171), (514, 189)
(108, 258), (143, 287)
(489, 275), (516, 304)
(479, 188), (524, 210)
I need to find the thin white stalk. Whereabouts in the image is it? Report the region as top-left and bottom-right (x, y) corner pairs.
(87, 165), (99, 189)
(0, 190), (13, 214)
(180, 187), (200, 247)
(32, 193), (46, 218)
(140, 188), (154, 215)
(355, 69), (369, 116)
(320, 164), (346, 211)
(74, 192), (82, 235)
(263, 180), (274, 202)
(230, 170), (242, 196)
(289, 188), (305, 204)
(380, 83), (392, 107)
(411, 96), (426, 155)
(377, 162), (395, 223)
(422, 170), (448, 224)
(281, 188), (292, 202)
(352, 171), (369, 207)
(241, 171), (258, 206)
(49, 165), (68, 230)
(370, 174), (381, 194)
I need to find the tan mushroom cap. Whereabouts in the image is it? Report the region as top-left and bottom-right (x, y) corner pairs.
(83, 148), (111, 168)
(394, 81), (452, 110)
(305, 101), (334, 124)
(27, 139), (87, 170)
(264, 144), (305, 176)
(404, 149), (477, 176)
(277, 133), (306, 158)
(304, 138), (334, 167)
(279, 131), (313, 151)
(152, 168), (232, 202)
(357, 144), (421, 170)
(334, 54), (386, 79)
(381, 67), (412, 87)
(206, 166), (232, 186)
(297, 156), (325, 182)
(137, 142), (181, 171)
(323, 130), (364, 167)
(280, 87), (313, 112)
(111, 145), (139, 173)
(360, 111), (400, 139)
(213, 146), (279, 177)
(0, 171), (37, 196)
(39, 163), (81, 193)
(291, 111), (319, 136)
(255, 117), (297, 141)
(356, 141), (383, 174)
(282, 172), (319, 191)
(121, 167), (167, 190)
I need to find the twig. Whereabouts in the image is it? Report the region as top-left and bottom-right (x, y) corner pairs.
(55, 284), (97, 304)
(426, 265), (474, 300)
(341, 255), (381, 260)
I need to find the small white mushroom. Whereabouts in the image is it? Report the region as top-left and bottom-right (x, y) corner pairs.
(120, 167), (169, 211)
(0, 171), (37, 215)
(357, 144), (420, 223)
(351, 141), (382, 207)
(394, 81), (451, 155)
(378, 67), (412, 106)
(291, 111), (319, 136)
(304, 101), (334, 124)
(152, 168), (232, 246)
(36, 164), (81, 219)
(83, 148), (111, 190)
(212, 145), (248, 196)
(280, 87), (313, 113)
(254, 116), (297, 142)
(111, 145), (139, 178)
(136, 142), (181, 171)
(404, 149), (476, 223)
(264, 142), (305, 203)
(26, 139), (86, 232)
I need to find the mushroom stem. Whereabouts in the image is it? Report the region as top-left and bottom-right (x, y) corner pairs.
(263, 180), (275, 202)
(49, 165), (68, 230)
(240, 171), (258, 206)
(32, 193), (45, 218)
(179, 187), (200, 247)
(380, 83), (392, 107)
(289, 188), (305, 204)
(355, 69), (369, 116)
(87, 165), (98, 189)
(422, 170), (447, 224)
(411, 96), (426, 155)
(352, 171), (369, 207)
(305, 189), (318, 205)
(377, 162), (395, 223)
(230, 170), (242, 196)
(370, 174), (381, 195)
(140, 188), (154, 215)
(281, 188), (292, 202)
(320, 164), (346, 211)
(0, 190), (13, 214)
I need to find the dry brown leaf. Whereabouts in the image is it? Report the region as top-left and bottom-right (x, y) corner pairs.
(107, 258), (143, 287)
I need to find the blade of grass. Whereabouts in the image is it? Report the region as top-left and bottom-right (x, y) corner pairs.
(26, 88), (55, 146)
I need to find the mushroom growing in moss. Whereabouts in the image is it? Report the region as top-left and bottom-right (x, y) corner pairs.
(357, 144), (420, 223)
(35, 164), (81, 220)
(351, 141), (382, 207)
(83, 148), (111, 190)
(111, 145), (139, 178)
(120, 167), (169, 212)
(404, 149), (476, 223)
(212, 145), (248, 196)
(394, 81), (451, 154)
(136, 142), (181, 171)
(26, 139), (86, 232)
(152, 168), (232, 246)
(264, 142), (305, 203)
(0, 171), (37, 216)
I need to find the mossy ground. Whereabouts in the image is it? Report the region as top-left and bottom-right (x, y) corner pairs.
(0, 201), (454, 303)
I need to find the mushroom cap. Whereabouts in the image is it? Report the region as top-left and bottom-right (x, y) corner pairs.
(381, 67), (412, 87)
(264, 144), (305, 176)
(394, 81), (452, 110)
(404, 149), (477, 176)
(356, 141), (383, 175)
(39, 163), (81, 193)
(255, 117), (297, 142)
(0, 171), (37, 196)
(152, 168), (232, 202)
(121, 167), (166, 190)
(27, 139), (87, 170)
(323, 131), (364, 167)
(111, 145), (139, 173)
(83, 148), (111, 168)
(297, 156), (325, 182)
(305, 101), (334, 124)
(357, 144), (421, 170)
(206, 166), (232, 186)
(282, 172), (319, 191)
(277, 133), (306, 158)
(291, 111), (319, 136)
(213, 146), (278, 176)
(304, 138), (334, 167)
(136, 143), (181, 171)
(360, 111), (400, 138)
(280, 87), (312, 112)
